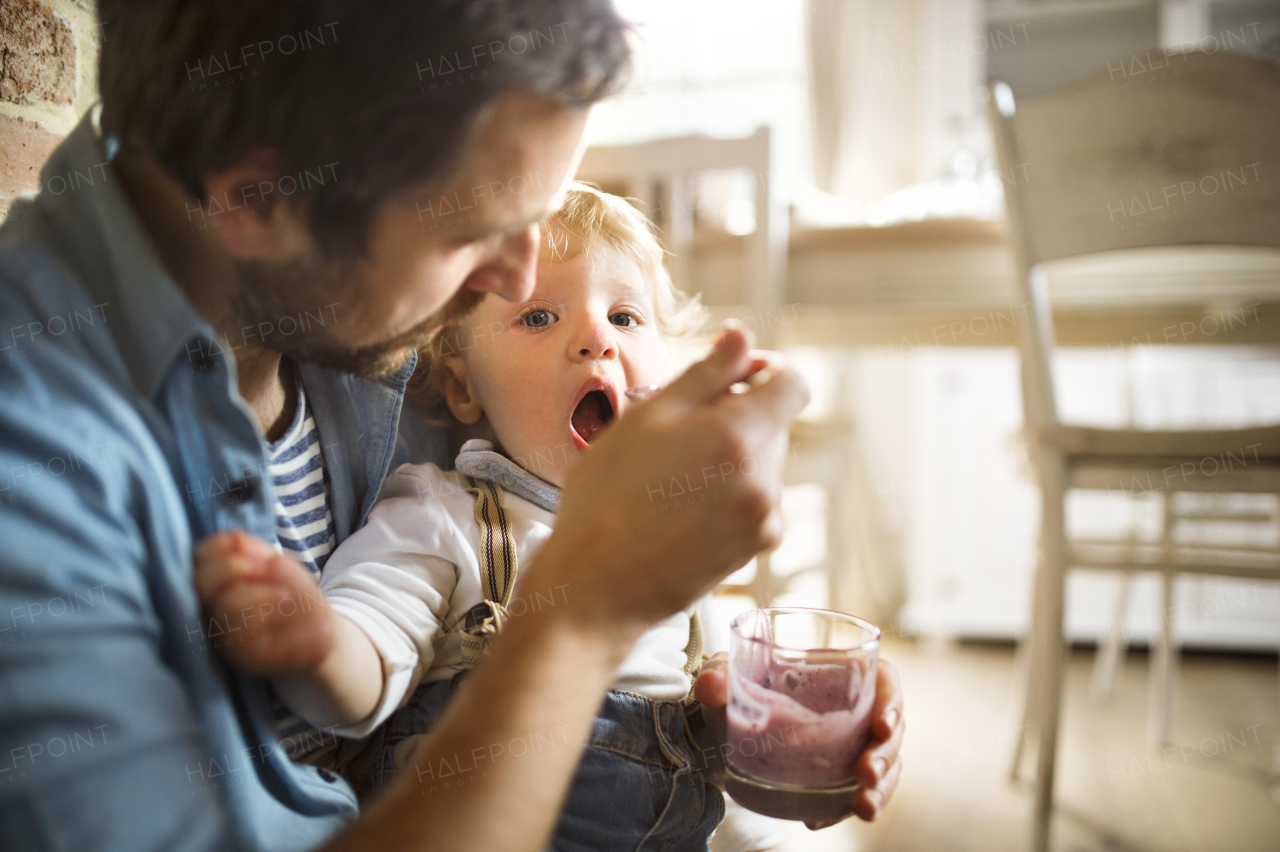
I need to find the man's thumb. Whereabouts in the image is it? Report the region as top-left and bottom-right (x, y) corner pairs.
(663, 323), (754, 408)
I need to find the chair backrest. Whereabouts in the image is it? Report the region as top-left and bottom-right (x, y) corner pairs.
(576, 127), (789, 345)
(988, 51), (1280, 430)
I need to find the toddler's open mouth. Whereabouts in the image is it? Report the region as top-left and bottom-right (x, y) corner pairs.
(570, 389), (615, 446)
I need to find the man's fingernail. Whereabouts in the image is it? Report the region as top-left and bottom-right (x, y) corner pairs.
(868, 790), (883, 811)
(873, 758), (887, 780)
(884, 709), (900, 730)
(625, 385), (661, 402)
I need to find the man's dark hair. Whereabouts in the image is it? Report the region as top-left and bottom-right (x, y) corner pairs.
(98, 0), (629, 260)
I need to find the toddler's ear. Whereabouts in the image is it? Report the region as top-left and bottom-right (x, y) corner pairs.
(443, 357), (484, 424)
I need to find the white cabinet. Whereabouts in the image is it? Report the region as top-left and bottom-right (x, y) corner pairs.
(856, 345), (1280, 649)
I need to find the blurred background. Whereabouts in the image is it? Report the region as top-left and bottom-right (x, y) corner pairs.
(3, 1), (1280, 850)
(577, 1), (1280, 850)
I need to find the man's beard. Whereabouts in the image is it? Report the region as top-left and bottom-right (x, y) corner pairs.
(229, 253), (484, 379)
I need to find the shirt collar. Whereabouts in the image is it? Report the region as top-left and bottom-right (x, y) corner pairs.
(34, 108), (214, 400)
(454, 439), (561, 513)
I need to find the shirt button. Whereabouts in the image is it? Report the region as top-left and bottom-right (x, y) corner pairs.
(189, 347), (217, 373)
(225, 477), (259, 505)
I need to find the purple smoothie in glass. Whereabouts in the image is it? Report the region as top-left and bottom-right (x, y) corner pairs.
(724, 608), (880, 821)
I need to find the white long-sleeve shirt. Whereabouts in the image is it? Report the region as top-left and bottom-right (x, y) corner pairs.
(317, 461), (705, 738)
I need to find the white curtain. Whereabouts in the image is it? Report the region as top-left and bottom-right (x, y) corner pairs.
(805, 0), (984, 205)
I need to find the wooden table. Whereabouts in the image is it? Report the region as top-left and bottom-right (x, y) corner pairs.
(688, 218), (1280, 349)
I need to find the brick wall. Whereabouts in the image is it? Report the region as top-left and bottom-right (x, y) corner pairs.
(0, 0), (100, 217)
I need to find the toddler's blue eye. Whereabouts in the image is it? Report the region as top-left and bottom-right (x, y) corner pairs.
(523, 309), (554, 328)
(609, 313), (636, 327)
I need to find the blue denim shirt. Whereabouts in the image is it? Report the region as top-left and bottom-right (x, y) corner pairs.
(0, 112), (440, 851)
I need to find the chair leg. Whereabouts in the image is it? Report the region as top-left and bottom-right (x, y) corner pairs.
(1274, 645), (1280, 779)
(1149, 494), (1178, 748)
(1149, 572), (1178, 748)
(1029, 458), (1069, 852)
(1273, 496), (1280, 779)
(1008, 616), (1049, 782)
(1269, 493), (1280, 777)
(1009, 628), (1036, 783)
(1091, 573), (1131, 700)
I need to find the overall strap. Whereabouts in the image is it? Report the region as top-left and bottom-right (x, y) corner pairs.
(682, 611), (704, 676)
(682, 610), (705, 706)
(458, 475), (519, 668)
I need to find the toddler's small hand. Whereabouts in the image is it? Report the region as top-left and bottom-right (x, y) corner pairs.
(193, 530), (336, 676)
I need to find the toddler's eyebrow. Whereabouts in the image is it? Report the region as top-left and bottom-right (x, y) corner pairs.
(610, 280), (650, 300)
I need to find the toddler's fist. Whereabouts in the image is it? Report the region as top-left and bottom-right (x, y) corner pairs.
(193, 530), (336, 675)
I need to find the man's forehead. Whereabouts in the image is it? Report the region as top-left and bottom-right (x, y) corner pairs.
(406, 161), (563, 241)
(454, 100), (581, 208)
(431, 163), (559, 222)
(401, 96), (588, 242)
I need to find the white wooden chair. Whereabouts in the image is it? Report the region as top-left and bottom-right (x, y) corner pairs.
(987, 51), (1280, 852)
(575, 127), (788, 345)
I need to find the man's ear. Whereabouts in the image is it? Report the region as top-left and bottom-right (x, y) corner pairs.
(201, 147), (295, 259)
(443, 356), (484, 425)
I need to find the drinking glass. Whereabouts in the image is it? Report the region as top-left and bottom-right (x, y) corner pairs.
(724, 607), (881, 822)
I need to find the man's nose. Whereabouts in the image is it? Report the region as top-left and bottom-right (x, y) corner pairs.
(464, 224), (540, 301)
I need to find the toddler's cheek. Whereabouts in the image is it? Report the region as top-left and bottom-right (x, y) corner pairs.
(656, 338), (680, 379)
(646, 357), (675, 385)
(629, 342), (676, 387)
